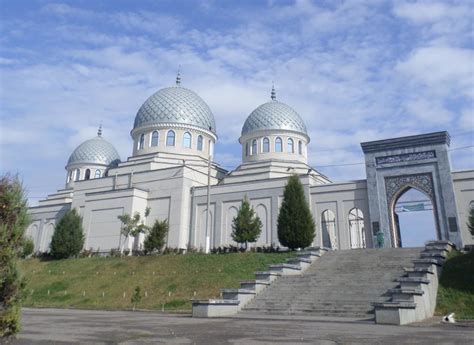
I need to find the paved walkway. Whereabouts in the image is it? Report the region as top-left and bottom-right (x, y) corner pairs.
(9, 308), (474, 344)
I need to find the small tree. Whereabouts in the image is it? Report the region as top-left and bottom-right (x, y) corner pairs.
(131, 286), (141, 311)
(144, 219), (168, 254)
(50, 209), (85, 259)
(468, 207), (474, 236)
(117, 207), (151, 254)
(0, 175), (30, 337)
(231, 196), (262, 250)
(277, 175), (315, 250)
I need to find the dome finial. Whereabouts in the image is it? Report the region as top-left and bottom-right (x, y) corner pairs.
(271, 82), (276, 101)
(176, 66), (181, 86)
(97, 122), (102, 137)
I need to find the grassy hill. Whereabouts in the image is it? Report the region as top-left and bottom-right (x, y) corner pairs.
(436, 250), (474, 320)
(18, 252), (294, 312)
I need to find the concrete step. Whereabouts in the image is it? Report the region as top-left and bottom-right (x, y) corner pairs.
(241, 247), (422, 319)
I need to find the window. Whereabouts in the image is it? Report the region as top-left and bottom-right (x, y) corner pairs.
(95, 169), (101, 178)
(183, 132), (192, 148)
(321, 210), (337, 249)
(275, 137), (282, 152)
(139, 134), (145, 150)
(75, 169), (80, 181)
(287, 138), (294, 153)
(197, 135), (203, 151)
(151, 131), (159, 147)
(349, 208), (365, 249)
(166, 130), (175, 146)
(263, 137), (270, 153)
(298, 141), (303, 155)
(67, 171), (72, 183)
(85, 169), (91, 180)
(251, 139), (257, 155)
(246, 142), (249, 156)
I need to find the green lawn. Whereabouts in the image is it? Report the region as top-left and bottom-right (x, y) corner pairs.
(18, 252), (294, 312)
(436, 250), (474, 320)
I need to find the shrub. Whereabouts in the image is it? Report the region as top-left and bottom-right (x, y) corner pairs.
(277, 175), (315, 250)
(231, 196), (262, 250)
(131, 286), (141, 311)
(50, 209), (85, 259)
(21, 237), (34, 258)
(0, 174), (30, 337)
(144, 219), (168, 254)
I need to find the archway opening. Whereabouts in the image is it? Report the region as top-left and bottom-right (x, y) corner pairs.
(393, 187), (437, 247)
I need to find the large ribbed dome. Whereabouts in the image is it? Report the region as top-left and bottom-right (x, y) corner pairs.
(67, 135), (120, 167)
(133, 86), (216, 134)
(242, 100), (307, 136)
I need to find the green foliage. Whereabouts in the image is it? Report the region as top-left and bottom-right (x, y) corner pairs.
(467, 207), (474, 236)
(277, 175), (315, 250)
(436, 250), (474, 319)
(131, 286), (141, 311)
(144, 219), (168, 253)
(21, 237), (35, 258)
(117, 207), (151, 252)
(50, 209), (85, 259)
(0, 174), (30, 337)
(231, 196), (262, 250)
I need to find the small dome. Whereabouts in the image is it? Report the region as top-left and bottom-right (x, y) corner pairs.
(133, 86), (216, 134)
(241, 100), (307, 136)
(67, 134), (120, 167)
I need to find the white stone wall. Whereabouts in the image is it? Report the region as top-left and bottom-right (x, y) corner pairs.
(452, 170), (474, 246)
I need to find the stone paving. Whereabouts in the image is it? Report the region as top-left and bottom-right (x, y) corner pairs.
(8, 308), (474, 344)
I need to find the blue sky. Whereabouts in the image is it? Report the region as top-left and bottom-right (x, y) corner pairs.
(0, 0), (473, 206)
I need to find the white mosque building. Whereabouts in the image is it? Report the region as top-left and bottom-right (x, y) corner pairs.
(27, 76), (474, 253)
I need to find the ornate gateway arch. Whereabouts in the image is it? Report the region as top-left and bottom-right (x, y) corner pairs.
(361, 132), (461, 248)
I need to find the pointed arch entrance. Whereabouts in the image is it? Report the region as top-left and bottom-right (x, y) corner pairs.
(386, 174), (440, 247)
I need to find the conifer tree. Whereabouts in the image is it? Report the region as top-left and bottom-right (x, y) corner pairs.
(277, 175), (315, 250)
(0, 175), (30, 337)
(144, 219), (168, 253)
(468, 206), (474, 236)
(50, 209), (85, 259)
(231, 196), (262, 250)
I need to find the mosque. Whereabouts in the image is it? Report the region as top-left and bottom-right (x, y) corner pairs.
(27, 75), (474, 253)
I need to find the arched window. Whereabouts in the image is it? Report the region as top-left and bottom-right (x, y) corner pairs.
(263, 137), (270, 153)
(166, 130), (175, 146)
(67, 171), (72, 183)
(138, 134), (145, 150)
(287, 138), (294, 153)
(298, 141), (303, 155)
(349, 208), (365, 249)
(183, 132), (192, 148)
(197, 135), (203, 151)
(245, 142), (249, 156)
(85, 169), (91, 180)
(321, 210), (337, 249)
(275, 137), (283, 152)
(151, 131), (159, 147)
(94, 169), (101, 178)
(251, 139), (257, 155)
(75, 169), (80, 181)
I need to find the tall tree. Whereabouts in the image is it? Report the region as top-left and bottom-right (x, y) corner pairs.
(117, 207), (151, 253)
(231, 196), (262, 250)
(278, 175), (315, 250)
(50, 209), (85, 259)
(468, 206), (474, 236)
(0, 175), (30, 337)
(144, 219), (168, 254)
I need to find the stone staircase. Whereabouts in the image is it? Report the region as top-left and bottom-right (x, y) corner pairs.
(239, 247), (422, 320)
